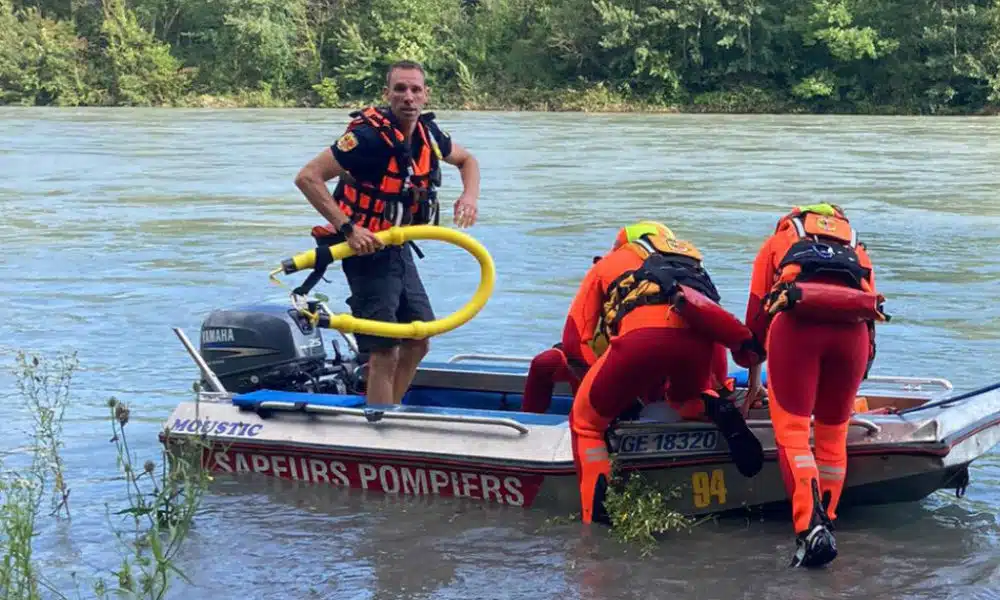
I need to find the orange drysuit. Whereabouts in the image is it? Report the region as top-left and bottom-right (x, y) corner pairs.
(523, 222), (680, 415)
(569, 232), (764, 524)
(521, 236), (731, 416)
(736, 204), (886, 567)
(521, 310), (730, 419)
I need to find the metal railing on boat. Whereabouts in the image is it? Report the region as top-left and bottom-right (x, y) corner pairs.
(174, 327), (228, 393)
(863, 375), (953, 392)
(444, 353), (954, 394)
(254, 401), (531, 435)
(614, 416), (882, 435)
(446, 353), (536, 364)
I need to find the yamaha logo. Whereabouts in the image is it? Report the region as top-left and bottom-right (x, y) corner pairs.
(201, 328), (236, 344)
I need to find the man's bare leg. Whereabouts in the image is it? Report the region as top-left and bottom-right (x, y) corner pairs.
(366, 347), (400, 405)
(392, 338), (430, 404)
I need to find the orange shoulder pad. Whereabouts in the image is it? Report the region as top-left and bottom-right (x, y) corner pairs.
(647, 235), (703, 262)
(801, 213), (853, 245)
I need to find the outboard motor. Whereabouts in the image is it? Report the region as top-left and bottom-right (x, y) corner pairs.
(198, 303), (362, 395)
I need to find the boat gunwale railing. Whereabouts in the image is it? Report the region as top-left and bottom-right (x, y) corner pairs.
(196, 391), (233, 404)
(254, 401), (531, 435)
(897, 378), (1000, 415)
(864, 375), (953, 392)
(614, 416), (882, 435)
(444, 354), (953, 394)
(446, 353), (536, 364)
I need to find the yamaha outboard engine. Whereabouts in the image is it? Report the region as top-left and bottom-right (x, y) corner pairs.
(198, 303), (361, 395)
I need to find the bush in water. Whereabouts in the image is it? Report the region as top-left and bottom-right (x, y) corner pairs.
(602, 462), (698, 557)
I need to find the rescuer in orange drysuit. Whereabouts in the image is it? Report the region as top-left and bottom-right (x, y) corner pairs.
(521, 224), (732, 416)
(565, 223), (767, 524)
(732, 203), (888, 568)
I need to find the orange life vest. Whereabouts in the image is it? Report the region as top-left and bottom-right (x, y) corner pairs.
(766, 208), (888, 323)
(596, 234), (757, 352)
(332, 106), (442, 233)
(773, 208), (871, 291)
(598, 234), (721, 340)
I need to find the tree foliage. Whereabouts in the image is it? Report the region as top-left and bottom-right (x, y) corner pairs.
(2, 0), (1000, 112)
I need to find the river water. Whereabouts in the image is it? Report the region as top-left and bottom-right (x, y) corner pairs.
(1, 108), (998, 599)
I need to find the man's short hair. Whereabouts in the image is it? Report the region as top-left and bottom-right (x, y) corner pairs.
(386, 60), (426, 86)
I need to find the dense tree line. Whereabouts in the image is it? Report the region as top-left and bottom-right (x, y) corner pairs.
(2, 0), (1000, 113)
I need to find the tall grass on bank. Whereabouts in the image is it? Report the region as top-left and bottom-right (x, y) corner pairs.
(1, 350), (213, 599)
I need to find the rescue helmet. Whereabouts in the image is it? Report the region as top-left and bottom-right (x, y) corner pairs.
(795, 203), (845, 218)
(613, 221), (675, 250)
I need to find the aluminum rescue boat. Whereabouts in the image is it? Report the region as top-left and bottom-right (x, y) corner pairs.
(161, 303), (1000, 518)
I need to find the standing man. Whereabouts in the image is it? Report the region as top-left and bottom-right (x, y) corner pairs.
(294, 60), (481, 405)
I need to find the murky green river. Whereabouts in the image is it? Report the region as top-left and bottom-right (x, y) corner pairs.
(1, 108), (998, 599)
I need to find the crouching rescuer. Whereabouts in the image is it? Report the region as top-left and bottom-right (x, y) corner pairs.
(569, 224), (767, 524)
(734, 203), (888, 568)
(522, 223), (674, 414)
(522, 222), (734, 417)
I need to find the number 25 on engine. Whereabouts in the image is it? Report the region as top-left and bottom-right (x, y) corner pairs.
(692, 469), (727, 508)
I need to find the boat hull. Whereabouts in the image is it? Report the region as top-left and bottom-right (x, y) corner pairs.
(161, 372), (1000, 518)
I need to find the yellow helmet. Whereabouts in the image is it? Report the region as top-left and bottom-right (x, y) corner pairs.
(613, 221), (675, 250)
(794, 203), (845, 218)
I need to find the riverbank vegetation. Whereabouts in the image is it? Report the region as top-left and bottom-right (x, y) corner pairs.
(2, 0), (1000, 114)
(1, 350), (211, 599)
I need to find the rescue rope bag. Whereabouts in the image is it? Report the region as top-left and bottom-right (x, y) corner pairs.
(767, 281), (889, 323)
(672, 285), (760, 352)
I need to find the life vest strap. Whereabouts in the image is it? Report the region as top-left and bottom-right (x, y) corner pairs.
(291, 237), (337, 296)
(335, 178), (440, 232)
(339, 171), (436, 204)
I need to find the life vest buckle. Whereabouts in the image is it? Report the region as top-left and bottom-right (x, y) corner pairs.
(407, 187), (439, 226)
(790, 242), (835, 261)
(383, 201), (404, 228)
(765, 282), (802, 314)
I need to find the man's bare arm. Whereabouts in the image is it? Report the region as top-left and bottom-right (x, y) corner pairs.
(294, 149), (351, 229)
(294, 149), (382, 254)
(444, 142), (480, 228)
(444, 142), (480, 199)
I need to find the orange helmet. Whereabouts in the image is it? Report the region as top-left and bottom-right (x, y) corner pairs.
(612, 221), (675, 250)
(777, 203), (848, 232)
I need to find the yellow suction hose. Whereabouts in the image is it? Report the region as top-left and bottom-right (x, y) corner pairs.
(270, 225), (496, 339)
